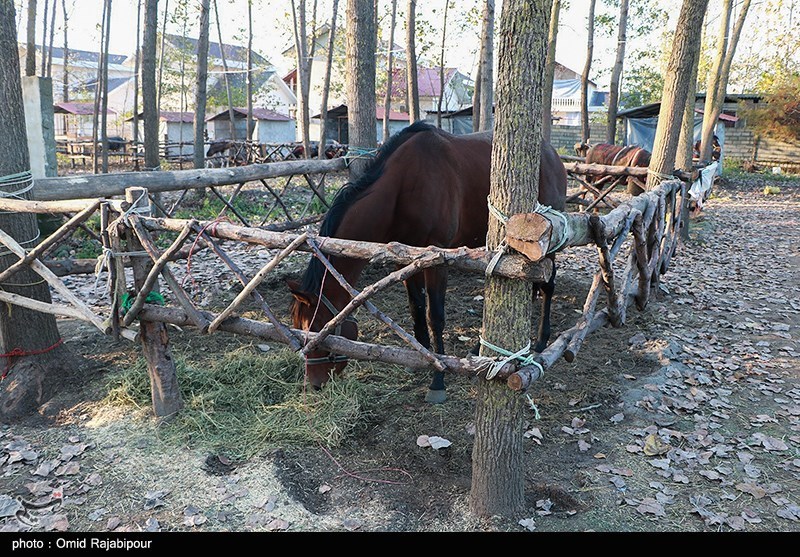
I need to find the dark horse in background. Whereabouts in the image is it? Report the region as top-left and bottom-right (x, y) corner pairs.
(288, 121), (568, 403)
(582, 142), (652, 195)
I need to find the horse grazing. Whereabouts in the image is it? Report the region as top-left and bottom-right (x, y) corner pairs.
(693, 135), (721, 162)
(287, 121), (568, 403)
(584, 143), (651, 195)
(290, 141), (346, 160)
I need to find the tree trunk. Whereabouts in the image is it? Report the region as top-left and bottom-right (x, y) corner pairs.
(644, 0), (710, 193)
(246, 0), (253, 141)
(92, 0), (109, 174)
(213, 0), (237, 141)
(542, 0), (560, 142)
(40, 0), (49, 76)
(194, 0), (211, 169)
(472, 61), (481, 132)
(478, 0), (494, 132)
(469, 0), (549, 520)
(436, 0), (449, 129)
(100, 0), (113, 174)
(700, 0), (751, 162)
(405, 0), (419, 123)
(25, 0), (36, 76)
(132, 0), (141, 170)
(142, 0), (160, 170)
(291, 0), (311, 157)
(0, 1), (69, 422)
(320, 0), (340, 156)
(698, 0), (730, 163)
(46, 0), (56, 78)
(676, 33), (702, 172)
(580, 0), (596, 143)
(382, 0), (396, 143)
(61, 0), (69, 102)
(606, 0), (628, 144)
(345, 0), (377, 179)
(156, 0), (169, 114)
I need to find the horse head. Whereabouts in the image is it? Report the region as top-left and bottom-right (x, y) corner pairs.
(287, 279), (359, 389)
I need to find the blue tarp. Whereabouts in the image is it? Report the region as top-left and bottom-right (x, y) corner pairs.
(626, 116), (725, 175)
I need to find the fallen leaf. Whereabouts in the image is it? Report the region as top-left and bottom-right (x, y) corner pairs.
(776, 505), (800, 522)
(183, 515), (207, 527)
(0, 495), (23, 518)
(342, 518), (361, 531)
(643, 434), (670, 456)
(610, 413), (624, 424)
(593, 453), (606, 459)
(648, 458), (671, 470)
(736, 482), (767, 499)
(88, 508), (108, 521)
(725, 515), (746, 531)
(106, 517), (121, 530)
(318, 484), (331, 494)
(39, 514), (69, 532)
(145, 518), (160, 532)
(741, 509), (761, 524)
(625, 444), (642, 453)
(54, 462), (80, 476)
(636, 498), (666, 517)
(427, 436), (452, 450)
(577, 440), (591, 452)
(84, 473), (103, 487)
(416, 435), (430, 448)
(518, 517), (536, 531)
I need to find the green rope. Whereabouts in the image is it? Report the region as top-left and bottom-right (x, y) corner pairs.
(479, 336), (543, 380)
(120, 291), (166, 314)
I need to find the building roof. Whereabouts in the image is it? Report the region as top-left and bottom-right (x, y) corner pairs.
(30, 44), (128, 66)
(206, 107), (292, 121)
(124, 111), (194, 123)
(617, 102), (740, 121)
(312, 104), (409, 121)
(390, 67), (459, 98)
(164, 34), (270, 67)
(54, 102), (116, 115)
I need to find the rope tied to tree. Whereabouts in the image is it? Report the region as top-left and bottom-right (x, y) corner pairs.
(0, 170), (34, 199)
(343, 147), (379, 167)
(646, 168), (675, 182)
(477, 337), (544, 380)
(0, 230), (41, 258)
(93, 246), (150, 293)
(1, 338), (64, 380)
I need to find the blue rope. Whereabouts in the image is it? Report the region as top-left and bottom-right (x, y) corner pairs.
(479, 336), (543, 380)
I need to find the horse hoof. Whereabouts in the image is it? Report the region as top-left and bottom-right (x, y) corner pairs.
(425, 389), (447, 404)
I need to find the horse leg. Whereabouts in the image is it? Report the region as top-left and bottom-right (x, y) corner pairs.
(403, 271), (431, 350)
(533, 257), (556, 353)
(424, 267), (448, 404)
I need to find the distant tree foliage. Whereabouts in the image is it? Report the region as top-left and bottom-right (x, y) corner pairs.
(619, 64), (663, 107)
(739, 74), (800, 142)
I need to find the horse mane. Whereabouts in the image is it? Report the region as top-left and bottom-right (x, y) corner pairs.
(296, 120), (437, 297)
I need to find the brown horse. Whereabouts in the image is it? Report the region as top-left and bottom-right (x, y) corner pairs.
(585, 143), (651, 195)
(287, 121), (567, 403)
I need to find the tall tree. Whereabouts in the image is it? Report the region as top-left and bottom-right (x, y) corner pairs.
(405, 0), (419, 123)
(0, 0), (68, 421)
(645, 0), (710, 193)
(381, 0), (396, 143)
(345, 0), (376, 180)
(320, 0), (340, 155)
(193, 0), (211, 169)
(471, 58), (481, 132)
(246, 0), (253, 141)
(478, 0), (494, 132)
(699, 0), (752, 162)
(698, 0), (731, 163)
(156, 0), (169, 114)
(25, 0), (36, 76)
(61, 0), (69, 101)
(606, 0), (629, 144)
(542, 0), (561, 142)
(142, 0), (160, 171)
(291, 0), (311, 158)
(100, 0), (112, 173)
(677, 31), (703, 172)
(45, 0), (56, 77)
(469, 0), (549, 519)
(40, 0), (49, 76)
(436, 0), (450, 129)
(213, 0), (237, 140)
(91, 0), (109, 174)
(133, 0), (141, 168)
(580, 0), (597, 143)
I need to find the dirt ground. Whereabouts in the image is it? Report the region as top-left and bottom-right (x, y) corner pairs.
(1, 173), (798, 533)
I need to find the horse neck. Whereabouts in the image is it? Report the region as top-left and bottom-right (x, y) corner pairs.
(318, 255), (368, 312)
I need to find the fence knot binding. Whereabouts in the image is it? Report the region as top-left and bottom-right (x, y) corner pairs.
(1, 338), (64, 380)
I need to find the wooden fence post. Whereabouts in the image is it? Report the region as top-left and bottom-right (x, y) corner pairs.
(125, 187), (183, 419)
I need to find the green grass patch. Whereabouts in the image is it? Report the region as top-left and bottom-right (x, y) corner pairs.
(103, 346), (370, 459)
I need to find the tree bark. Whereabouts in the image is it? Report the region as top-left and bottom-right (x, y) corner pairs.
(580, 0), (596, 143)
(478, 0), (494, 132)
(40, 0), (49, 76)
(142, 0), (160, 170)
(542, 0), (560, 142)
(471, 61), (481, 132)
(345, 0), (377, 180)
(156, 0), (169, 114)
(320, 0), (340, 155)
(381, 0), (395, 143)
(246, 0), (253, 141)
(645, 0), (710, 193)
(606, 0), (628, 144)
(0, 1), (67, 421)
(100, 0), (113, 174)
(91, 0), (109, 174)
(405, 0), (419, 123)
(698, 0), (730, 163)
(46, 0), (56, 77)
(700, 0), (751, 162)
(213, 0), (237, 141)
(291, 0), (310, 157)
(470, 0), (549, 520)
(676, 33), (702, 172)
(436, 0), (449, 129)
(194, 0), (211, 169)
(61, 0), (69, 101)
(25, 0), (36, 76)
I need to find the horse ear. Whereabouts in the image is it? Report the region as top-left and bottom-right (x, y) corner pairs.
(286, 279), (313, 306)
